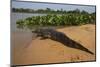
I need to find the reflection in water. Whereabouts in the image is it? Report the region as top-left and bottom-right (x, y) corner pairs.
(11, 13), (47, 32)
(11, 13), (46, 49)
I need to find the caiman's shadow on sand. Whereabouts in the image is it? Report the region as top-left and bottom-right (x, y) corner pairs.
(32, 28), (94, 55)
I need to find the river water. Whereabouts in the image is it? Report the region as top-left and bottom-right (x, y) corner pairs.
(11, 13), (47, 51)
(11, 12), (47, 32)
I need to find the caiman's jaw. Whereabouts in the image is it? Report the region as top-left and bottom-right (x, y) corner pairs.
(32, 30), (37, 33)
(32, 30), (40, 34)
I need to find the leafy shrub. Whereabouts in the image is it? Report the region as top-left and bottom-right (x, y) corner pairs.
(16, 14), (95, 29)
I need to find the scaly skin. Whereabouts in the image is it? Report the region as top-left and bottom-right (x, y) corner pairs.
(32, 28), (94, 55)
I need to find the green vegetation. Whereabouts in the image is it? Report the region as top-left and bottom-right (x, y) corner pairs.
(16, 13), (95, 30)
(12, 8), (93, 14)
(15, 8), (95, 30)
(12, 8), (69, 14)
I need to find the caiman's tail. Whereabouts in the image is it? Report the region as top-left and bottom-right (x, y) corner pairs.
(63, 37), (94, 55)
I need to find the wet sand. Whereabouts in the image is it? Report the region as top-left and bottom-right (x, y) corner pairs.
(11, 24), (96, 65)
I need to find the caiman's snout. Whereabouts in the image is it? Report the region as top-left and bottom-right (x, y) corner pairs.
(32, 30), (39, 33)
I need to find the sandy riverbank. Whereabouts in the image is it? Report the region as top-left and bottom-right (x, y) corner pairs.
(11, 24), (96, 65)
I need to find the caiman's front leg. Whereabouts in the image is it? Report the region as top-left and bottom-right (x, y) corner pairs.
(40, 37), (49, 40)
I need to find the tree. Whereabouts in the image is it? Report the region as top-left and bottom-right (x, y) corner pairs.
(81, 10), (89, 14)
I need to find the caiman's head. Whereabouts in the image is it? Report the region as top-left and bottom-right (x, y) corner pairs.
(32, 28), (52, 38)
(32, 29), (41, 33)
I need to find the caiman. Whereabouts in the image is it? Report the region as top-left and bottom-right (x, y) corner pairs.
(32, 28), (94, 55)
